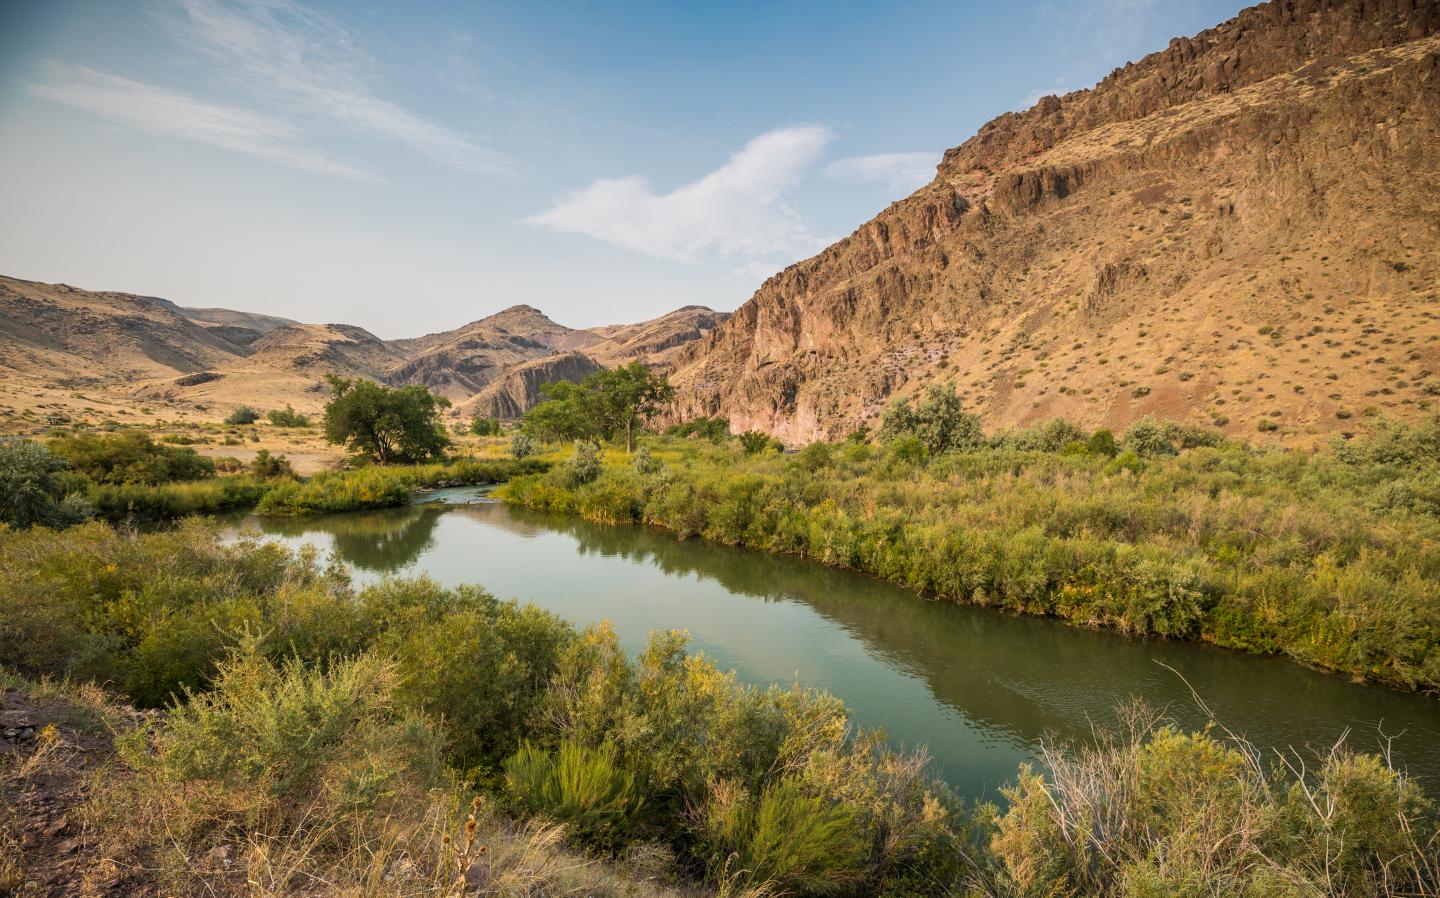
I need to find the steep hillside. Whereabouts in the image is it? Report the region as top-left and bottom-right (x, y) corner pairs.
(586, 306), (728, 369)
(0, 276), (247, 384)
(455, 351), (603, 420)
(150, 298), (298, 335)
(386, 305), (600, 400)
(669, 0), (1440, 444)
(137, 322), (406, 409)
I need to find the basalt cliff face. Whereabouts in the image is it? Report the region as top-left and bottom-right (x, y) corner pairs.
(668, 0), (1440, 444)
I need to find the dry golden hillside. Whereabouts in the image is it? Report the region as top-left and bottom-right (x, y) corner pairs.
(668, 0), (1440, 445)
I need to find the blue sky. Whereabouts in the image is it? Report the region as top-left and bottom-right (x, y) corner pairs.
(0, 0), (1248, 337)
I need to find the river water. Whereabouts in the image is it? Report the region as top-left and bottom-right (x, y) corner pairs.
(235, 487), (1440, 799)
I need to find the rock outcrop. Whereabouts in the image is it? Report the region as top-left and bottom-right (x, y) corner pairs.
(668, 0), (1440, 444)
(455, 351), (603, 420)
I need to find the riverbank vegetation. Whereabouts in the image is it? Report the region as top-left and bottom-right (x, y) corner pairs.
(503, 409), (1440, 692)
(0, 431), (546, 524)
(2, 520), (1435, 896)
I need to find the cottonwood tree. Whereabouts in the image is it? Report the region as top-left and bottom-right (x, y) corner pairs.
(321, 375), (451, 464)
(522, 362), (674, 452)
(592, 362), (675, 452)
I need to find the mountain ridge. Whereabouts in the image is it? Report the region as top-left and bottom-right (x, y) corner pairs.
(0, 273), (727, 422)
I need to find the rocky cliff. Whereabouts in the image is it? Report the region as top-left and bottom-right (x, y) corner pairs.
(455, 351), (603, 420)
(668, 0), (1440, 444)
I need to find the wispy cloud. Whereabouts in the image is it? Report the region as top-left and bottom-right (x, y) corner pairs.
(162, 0), (513, 173)
(527, 125), (834, 264)
(824, 151), (939, 194)
(29, 62), (368, 177)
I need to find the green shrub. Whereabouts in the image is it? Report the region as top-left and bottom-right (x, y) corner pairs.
(86, 476), (268, 522)
(668, 417), (731, 442)
(633, 445), (662, 475)
(256, 467), (412, 515)
(991, 418), (1087, 452)
(504, 740), (644, 853)
(469, 414), (501, 436)
(1086, 428), (1119, 457)
(511, 430), (536, 459)
(266, 404), (310, 427)
(248, 448), (295, 479)
(739, 430), (778, 455)
(224, 405), (262, 425)
(562, 441), (602, 488)
(989, 720), (1439, 898)
(49, 431), (215, 484)
(114, 643), (444, 858)
(379, 585), (572, 770)
(0, 440), (92, 529)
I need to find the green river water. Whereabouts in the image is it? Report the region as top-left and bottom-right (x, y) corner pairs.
(236, 487), (1440, 799)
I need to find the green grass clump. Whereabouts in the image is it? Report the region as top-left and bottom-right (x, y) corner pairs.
(700, 778), (867, 895)
(504, 740), (644, 854)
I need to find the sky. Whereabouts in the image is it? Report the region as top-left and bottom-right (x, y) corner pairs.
(0, 0), (1250, 338)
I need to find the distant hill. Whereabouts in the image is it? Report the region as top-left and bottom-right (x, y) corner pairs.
(0, 274), (726, 421)
(585, 306), (729, 370)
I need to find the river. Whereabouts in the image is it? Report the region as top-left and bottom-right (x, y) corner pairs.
(235, 487), (1440, 799)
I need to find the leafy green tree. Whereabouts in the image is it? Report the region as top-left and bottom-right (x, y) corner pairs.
(321, 376), (450, 464)
(523, 363), (675, 451)
(590, 361), (675, 452)
(524, 381), (599, 444)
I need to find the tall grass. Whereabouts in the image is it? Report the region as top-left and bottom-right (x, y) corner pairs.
(501, 424), (1440, 691)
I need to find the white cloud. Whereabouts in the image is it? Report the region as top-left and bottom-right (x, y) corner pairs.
(823, 151), (939, 194)
(160, 0), (512, 172)
(527, 125), (834, 264)
(29, 63), (368, 178)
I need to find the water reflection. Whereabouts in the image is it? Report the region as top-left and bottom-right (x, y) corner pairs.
(235, 495), (1440, 798)
(255, 504), (446, 572)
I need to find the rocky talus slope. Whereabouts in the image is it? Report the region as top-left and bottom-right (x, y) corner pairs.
(667, 0), (1440, 444)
